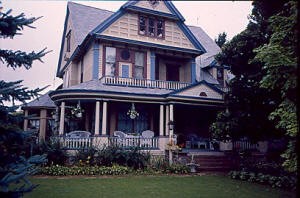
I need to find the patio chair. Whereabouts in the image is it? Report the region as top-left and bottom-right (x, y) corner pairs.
(141, 130), (154, 138)
(66, 131), (91, 138)
(113, 131), (127, 138)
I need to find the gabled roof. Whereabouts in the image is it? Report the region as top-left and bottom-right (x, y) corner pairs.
(23, 91), (56, 109)
(68, 2), (114, 46)
(57, 1), (220, 78)
(188, 26), (221, 68)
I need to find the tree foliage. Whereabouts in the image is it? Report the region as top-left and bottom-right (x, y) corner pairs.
(214, 32), (227, 48)
(0, 6), (47, 197)
(210, 0), (297, 174)
(252, 1), (298, 172)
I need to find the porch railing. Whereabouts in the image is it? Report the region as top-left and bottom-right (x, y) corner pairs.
(51, 136), (93, 150)
(109, 137), (159, 149)
(233, 141), (259, 151)
(101, 76), (191, 90)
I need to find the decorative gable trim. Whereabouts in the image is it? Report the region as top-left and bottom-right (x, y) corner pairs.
(171, 80), (224, 95)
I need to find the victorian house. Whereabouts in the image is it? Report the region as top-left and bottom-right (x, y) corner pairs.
(23, 1), (232, 154)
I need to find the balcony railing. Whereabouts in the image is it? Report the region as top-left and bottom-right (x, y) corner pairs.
(101, 76), (191, 90)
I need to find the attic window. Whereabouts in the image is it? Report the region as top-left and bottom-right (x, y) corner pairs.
(199, 92), (207, 97)
(138, 15), (164, 39)
(66, 30), (71, 52)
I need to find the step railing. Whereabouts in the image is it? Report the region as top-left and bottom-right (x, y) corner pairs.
(109, 137), (159, 149)
(101, 76), (190, 90)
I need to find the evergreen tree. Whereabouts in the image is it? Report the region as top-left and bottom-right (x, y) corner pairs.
(211, 0), (288, 142)
(252, 1), (298, 173)
(0, 6), (48, 197)
(214, 32), (227, 48)
(210, 0), (297, 174)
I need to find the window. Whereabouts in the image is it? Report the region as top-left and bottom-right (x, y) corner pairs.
(105, 47), (116, 76)
(138, 16), (164, 39)
(139, 16), (146, 35)
(66, 31), (71, 52)
(134, 52), (144, 79)
(80, 57), (84, 83)
(148, 18), (155, 37)
(157, 19), (164, 38)
(217, 68), (224, 86)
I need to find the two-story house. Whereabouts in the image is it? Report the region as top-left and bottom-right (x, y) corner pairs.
(24, 1), (231, 153)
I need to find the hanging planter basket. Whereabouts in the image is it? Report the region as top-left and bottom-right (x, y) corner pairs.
(127, 103), (139, 120)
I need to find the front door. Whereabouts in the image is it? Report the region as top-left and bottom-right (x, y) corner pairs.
(166, 64), (179, 81)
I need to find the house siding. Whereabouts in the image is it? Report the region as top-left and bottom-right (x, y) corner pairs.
(60, 17), (77, 74)
(101, 12), (196, 50)
(134, 1), (172, 14)
(83, 46), (93, 82)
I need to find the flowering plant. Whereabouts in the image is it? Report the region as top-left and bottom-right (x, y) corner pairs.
(166, 140), (181, 151)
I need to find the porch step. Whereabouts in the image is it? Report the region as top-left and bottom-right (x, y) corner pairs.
(193, 155), (236, 172)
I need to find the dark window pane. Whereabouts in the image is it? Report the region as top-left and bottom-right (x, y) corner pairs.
(139, 16), (146, 35)
(148, 18), (155, 36)
(157, 20), (164, 38)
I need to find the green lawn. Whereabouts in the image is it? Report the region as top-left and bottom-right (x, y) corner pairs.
(25, 175), (295, 198)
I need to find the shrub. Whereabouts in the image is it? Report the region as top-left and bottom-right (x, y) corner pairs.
(38, 140), (68, 165)
(95, 146), (150, 169)
(74, 147), (97, 166)
(228, 171), (296, 189)
(41, 165), (131, 176)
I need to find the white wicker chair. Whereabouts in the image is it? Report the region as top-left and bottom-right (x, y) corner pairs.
(141, 130), (154, 138)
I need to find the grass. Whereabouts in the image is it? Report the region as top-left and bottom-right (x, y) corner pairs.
(24, 175), (295, 198)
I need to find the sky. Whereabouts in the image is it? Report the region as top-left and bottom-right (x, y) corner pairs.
(0, 0), (253, 97)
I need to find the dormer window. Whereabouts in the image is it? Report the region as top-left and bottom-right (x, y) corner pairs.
(66, 30), (71, 52)
(138, 15), (164, 39)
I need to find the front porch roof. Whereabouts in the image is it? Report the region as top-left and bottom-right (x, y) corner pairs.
(22, 91), (56, 110)
(49, 79), (224, 106)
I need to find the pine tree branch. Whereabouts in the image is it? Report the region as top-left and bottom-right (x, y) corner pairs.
(0, 9), (42, 38)
(0, 80), (48, 104)
(0, 48), (51, 70)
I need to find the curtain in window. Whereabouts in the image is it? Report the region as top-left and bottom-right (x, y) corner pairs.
(117, 109), (149, 134)
(105, 47), (116, 76)
(134, 52), (144, 79)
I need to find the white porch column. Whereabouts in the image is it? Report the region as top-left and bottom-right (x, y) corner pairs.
(165, 105), (169, 136)
(94, 101), (100, 135)
(23, 109), (28, 131)
(59, 102), (65, 135)
(101, 101), (107, 135)
(39, 109), (47, 141)
(159, 105), (164, 136)
(169, 104), (174, 165)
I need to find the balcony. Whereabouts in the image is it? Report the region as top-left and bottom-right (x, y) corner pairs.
(100, 76), (191, 90)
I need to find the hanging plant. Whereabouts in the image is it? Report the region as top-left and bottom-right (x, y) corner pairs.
(71, 103), (84, 118)
(127, 103), (139, 119)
